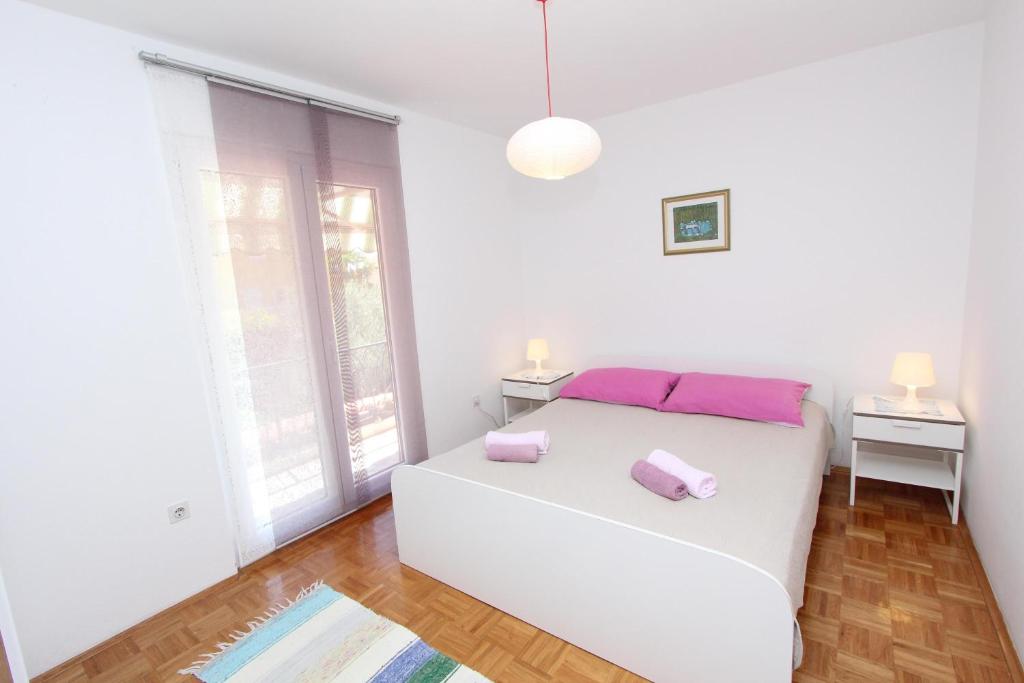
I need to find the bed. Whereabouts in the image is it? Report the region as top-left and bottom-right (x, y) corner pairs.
(392, 358), (834, 682)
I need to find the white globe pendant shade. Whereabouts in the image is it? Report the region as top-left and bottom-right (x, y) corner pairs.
(506, 116), (602, 180)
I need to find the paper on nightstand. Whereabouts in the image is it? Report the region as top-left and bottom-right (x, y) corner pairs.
(872, 395), (943, 416)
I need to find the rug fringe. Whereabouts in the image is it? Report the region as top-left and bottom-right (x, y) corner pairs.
(177, 579), (325, 677)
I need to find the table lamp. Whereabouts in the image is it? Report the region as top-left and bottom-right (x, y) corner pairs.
(526, 338), (551, 378)
(890, 352), (935, 411)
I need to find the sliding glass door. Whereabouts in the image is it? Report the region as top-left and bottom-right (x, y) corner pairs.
(308, 178), (404, 482)
(196, 162), (350, 546)
(148, 66), (427, 564)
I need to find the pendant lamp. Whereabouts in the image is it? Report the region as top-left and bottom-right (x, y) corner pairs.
(507, 0), (601, 180)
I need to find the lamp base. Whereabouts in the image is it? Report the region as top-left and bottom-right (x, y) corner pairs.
(521, 360), (559, 382)
(899, 385), (921, 412)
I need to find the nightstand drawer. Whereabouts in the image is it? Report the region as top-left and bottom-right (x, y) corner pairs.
(502, 380), (552, 401)
(853, 414), (964, 451)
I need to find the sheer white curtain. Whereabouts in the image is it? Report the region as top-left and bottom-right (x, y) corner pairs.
(146, 66), (426, 566)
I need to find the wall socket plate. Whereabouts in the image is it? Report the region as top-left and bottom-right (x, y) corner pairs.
(167, 501), (190, 524)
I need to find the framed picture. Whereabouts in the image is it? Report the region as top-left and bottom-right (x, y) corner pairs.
(661, 188), (730, 255)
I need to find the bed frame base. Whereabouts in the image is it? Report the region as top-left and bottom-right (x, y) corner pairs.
(392, 466), (794, 682)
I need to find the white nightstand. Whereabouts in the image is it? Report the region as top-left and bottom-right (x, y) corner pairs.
(501, 369), (574, 425)
(850, 394), (966, 523)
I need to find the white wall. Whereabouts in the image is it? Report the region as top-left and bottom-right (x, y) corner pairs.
(510, 25), (984, 464)
(400, 121), (525, 453)
(959, 0), (1024, 656)
(0, 3), (238, 676)
(0, 0), (519, 675)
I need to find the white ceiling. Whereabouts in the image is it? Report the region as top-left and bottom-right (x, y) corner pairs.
(26, 0), (989, 135)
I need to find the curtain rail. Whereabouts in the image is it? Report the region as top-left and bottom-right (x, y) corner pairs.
(138, 51), (401, 125)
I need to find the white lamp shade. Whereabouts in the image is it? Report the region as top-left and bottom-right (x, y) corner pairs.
(890, 352), (936, 388)
(506, 117), (602, 180)
(526, 338), (550, 362)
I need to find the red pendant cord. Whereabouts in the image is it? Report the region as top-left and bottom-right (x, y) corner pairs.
(541, 0), (553, 117)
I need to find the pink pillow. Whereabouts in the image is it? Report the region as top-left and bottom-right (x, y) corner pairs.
(560, 367), (681, 410)
(660, 372), (811, 427)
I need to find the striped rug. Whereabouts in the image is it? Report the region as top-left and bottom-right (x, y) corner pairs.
(179, 582), (490, 682)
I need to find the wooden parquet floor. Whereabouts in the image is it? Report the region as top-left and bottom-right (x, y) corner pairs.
(796, 469), (1020, 683)
(35, 469), (1021, 682)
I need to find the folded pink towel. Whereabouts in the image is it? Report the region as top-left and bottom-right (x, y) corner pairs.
(646, 449), (717, 498)
(486, 443), (539, 463)
(630, 460), (688, 500)
(484, 430), (550, 455)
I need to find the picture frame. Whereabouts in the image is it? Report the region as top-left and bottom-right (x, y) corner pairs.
(661, 188), (730, 255)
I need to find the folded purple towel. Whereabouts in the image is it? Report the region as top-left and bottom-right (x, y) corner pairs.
(484, 430), (550, 454)
(486, 443), (540, 463)
(647, 449), (716, 498)
(630, 459), (688, 500)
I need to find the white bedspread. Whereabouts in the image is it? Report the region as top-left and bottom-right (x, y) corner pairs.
(419, 397), (831, 612)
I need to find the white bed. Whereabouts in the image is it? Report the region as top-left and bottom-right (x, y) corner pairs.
(392, 358), (834, 682)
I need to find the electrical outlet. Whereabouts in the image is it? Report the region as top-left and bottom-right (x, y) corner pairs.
(167, 501), (191, 524)
(472, 395), (481, 408)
